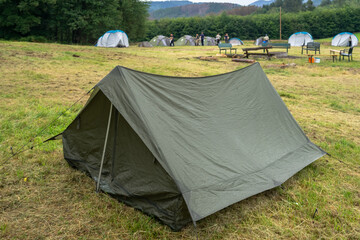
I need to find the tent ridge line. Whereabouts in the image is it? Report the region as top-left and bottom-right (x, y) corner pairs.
(117, 62), (259, 80)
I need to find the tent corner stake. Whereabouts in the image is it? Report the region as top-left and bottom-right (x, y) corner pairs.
(96, 103), (113, 193)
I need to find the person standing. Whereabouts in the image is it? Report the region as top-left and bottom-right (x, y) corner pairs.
(200, 32), (205, 46)
(216, 33), (221, 45)
(263, 34), (269, 44)
(195, 34), (200, 46)
(170, 33), (175, 46)
(224, 33), (229, 43)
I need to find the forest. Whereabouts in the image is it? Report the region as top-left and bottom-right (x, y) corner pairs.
(0, 0), (149, 44)
(145, 7), (360, 41)
(0, 0), (359, 44)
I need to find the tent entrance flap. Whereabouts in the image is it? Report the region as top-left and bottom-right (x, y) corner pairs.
(61, 90), (192, 230)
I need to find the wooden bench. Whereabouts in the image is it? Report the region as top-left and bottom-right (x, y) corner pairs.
(262, 42), (291, 53)
(330, 49), (340, 62)
(242, 46), (273, 59)
(218, 43), (237, 54)
(302, 42), (320, 54)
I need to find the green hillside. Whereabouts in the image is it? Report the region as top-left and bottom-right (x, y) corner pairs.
(150, 2), (240, 19)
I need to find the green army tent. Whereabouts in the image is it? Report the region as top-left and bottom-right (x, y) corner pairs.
(55, 63), (326, 230)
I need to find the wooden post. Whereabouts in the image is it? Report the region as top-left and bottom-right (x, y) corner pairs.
(280, 7), (282, 41)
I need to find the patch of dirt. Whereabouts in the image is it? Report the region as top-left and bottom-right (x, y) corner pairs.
(195, 56), (218, 61)
(347, 68), (360, 74)
(265, 63), (297, 69)
(276, 55), (303, 59)
(24, 51), (53, 59)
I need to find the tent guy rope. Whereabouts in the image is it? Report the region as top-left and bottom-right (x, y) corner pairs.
(1, 88), (93, 166)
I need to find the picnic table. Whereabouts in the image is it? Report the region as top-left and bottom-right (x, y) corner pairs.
(330, 49), (340, 62)
(242, 46), (273, 58)
(218, 43), (237, 55)
(262, 42), (291, 53)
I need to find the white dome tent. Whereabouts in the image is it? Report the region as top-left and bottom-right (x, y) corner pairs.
(229, 38), (243, 46)
(96, 30), (129, 48)
(331, 32), (358, 47)
(288, 32), (313, 47)
(254, 36), (265, 45)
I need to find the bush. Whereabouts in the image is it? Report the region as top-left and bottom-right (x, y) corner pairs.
(19, 36), (48, 43)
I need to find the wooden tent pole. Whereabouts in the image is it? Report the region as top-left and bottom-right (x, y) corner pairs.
(96, 103), (113, 193)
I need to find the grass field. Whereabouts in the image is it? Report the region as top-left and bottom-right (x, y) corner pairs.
(0, 39), (359, 239)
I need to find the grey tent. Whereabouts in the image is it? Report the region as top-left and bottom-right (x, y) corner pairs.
(204, 36), (216, 46)
(55, 63), (326, 231)
(175, 35), (196, 46)
(149, 35), (170, 46)
(138, 41), (153, 47)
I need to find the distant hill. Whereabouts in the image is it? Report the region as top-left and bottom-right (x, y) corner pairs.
(249, 0), (321, 7)
(150, 2), (240, 19)
(249, 0), (275, 7)
(149, 1), (192, 12)
(226, 6), (259, 16)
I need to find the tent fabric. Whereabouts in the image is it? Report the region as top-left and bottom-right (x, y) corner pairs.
(58, 63), (326, 230)
(175, 35), (196, 46)
(254, 36), (265, 45)
(229, 38), (243, 46)
(331, 32), (358, 47)
(288, 32), (313, 46)
(203, 36), (216, 46)
(96, 30), (129, 48)
(149, 35), (171, 46)
(138, 41), (153, 47)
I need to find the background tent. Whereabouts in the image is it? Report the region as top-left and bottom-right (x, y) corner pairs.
(204, 36), (216, 46)
(331, 32), (358, 47)
(229, 38), (243, 46)
(288, 32), (313, 46)
(254, 36), (265, 45)
(138, 41), (153, 47)
(149, 35), (170, 46)
(96, 30), (129, 47)
(55, 63), (326, 231)
(175, 35), (196, 46)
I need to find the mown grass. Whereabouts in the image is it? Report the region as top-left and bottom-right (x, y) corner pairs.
(0, 39), (359, 239)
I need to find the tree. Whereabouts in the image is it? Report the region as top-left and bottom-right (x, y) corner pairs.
(303, 0), (316, 11)
(119, 0), (149, 41)
(283, 0), (303, 12)
(0, 0), (56, 38)
(0, 0), (149, 44)
(320, 0), (332, 6)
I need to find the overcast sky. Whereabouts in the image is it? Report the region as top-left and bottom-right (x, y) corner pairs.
(145, 0), (259, 6)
